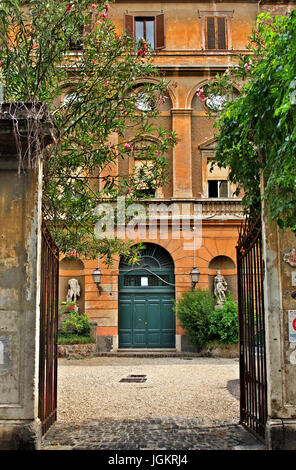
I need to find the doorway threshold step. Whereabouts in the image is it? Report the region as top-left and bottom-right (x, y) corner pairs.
(96, 350), (203, 358)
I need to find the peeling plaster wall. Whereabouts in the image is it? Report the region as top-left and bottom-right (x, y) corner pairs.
(0, 156), (42, 449)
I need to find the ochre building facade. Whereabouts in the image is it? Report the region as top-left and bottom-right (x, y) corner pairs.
(59, 1), (294, 352)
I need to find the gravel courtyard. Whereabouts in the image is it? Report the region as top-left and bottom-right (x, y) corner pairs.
(56, 356), (240, 425)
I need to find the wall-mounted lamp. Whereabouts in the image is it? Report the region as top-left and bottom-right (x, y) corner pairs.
(191, 267), (200, 290)
(92, 267), (102, 295)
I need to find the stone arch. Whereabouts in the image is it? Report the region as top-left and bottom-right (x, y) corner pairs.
(132, 80), (175, 111)
(186, 79), (211, 109)
(59, 257), (85, 313)
(208, 255), (237, 300)
(186, 80), (241, 110)
(209, 255), (235, 270)
(119, 241), (175, 272)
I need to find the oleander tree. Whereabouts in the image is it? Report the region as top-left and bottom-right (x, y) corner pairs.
(0, 0), (177, 260)
(196, 11), (296, 233)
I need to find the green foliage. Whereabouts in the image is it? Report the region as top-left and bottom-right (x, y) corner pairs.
(174, 289), (216, 350)
(208, 295), (239, 344)
(58, 333), (95, 345)
(58, 300), (77, 314)
(61, 311), (91, 336)
(0, 0), (177, 260)
(198, 11), (296, 232)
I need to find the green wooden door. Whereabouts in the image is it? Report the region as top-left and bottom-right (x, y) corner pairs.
(119, 291), (175, 348)
(118, 244), (175, 349)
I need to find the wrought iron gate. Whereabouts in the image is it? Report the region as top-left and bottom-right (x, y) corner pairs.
(38, 221), (59, 436)
(236, 215), (267, 441)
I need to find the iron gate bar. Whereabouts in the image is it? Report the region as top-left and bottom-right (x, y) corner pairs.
(38, 221), (59, 436)
(236, 214), (267, 442)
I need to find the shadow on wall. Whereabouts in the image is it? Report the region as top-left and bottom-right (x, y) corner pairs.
(59, 257), (85, 313)
(208, 255), (237, 301)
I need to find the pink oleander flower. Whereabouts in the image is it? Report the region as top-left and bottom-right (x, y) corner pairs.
(137, 48), (148, 57)
(124, 143), (131, 149)
(92, 59), (96, 64)
(101, 11), (107, 19)
(105, 3), (110, 10)
(196, 88), (206, 101)
(66, 3), (72, 11)
(91, 3), (97, 9)
(67, 249), (77, 257)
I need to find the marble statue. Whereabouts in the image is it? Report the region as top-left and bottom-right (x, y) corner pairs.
(214, 270), (228, 305)
(66, 278), (81, 303)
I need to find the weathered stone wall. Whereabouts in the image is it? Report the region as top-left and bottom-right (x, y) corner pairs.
(0, 104), (57, 449)
(58, 343), (97, 359)
(0, 162), (42, 449)
(263, 221), (296, 450)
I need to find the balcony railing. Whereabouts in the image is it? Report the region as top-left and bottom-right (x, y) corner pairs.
(200, 198), (245, 219)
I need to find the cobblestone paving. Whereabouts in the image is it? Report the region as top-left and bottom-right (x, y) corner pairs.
(42, 417), (265, 450)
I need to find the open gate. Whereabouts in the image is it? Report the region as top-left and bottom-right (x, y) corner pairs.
(38, 221), (59, 436)
(236, 214), (267, 441)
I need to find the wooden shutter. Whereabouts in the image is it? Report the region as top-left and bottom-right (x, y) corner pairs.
(125, 14), (134, 39)
(206, 16), (227, 50)
(217, 17), (227, 49)
(206, 16), (215, 50)
(155, 13), (165, 49)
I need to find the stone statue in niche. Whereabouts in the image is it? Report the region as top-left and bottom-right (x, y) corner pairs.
(214, 269), (228, 306)
(66, 278), (81, 303)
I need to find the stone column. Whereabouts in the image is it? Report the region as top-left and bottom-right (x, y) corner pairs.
(262, 208), (296, 449)
(171, 109), (193, 199)
(0, 103), (57, 449)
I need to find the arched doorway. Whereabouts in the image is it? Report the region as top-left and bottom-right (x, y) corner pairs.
(118, 243), (175, 349)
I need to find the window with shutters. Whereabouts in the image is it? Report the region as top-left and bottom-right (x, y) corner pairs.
(199, 11), (233, 51)
(206, 16), (227, 50)
(135, 17), (155, 49)
(124, 13), (165, 50)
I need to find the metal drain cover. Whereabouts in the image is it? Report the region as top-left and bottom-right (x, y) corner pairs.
(120, 374), (147, 383)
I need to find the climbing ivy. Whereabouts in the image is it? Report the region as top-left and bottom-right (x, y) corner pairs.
(197, 11), (296, 232)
